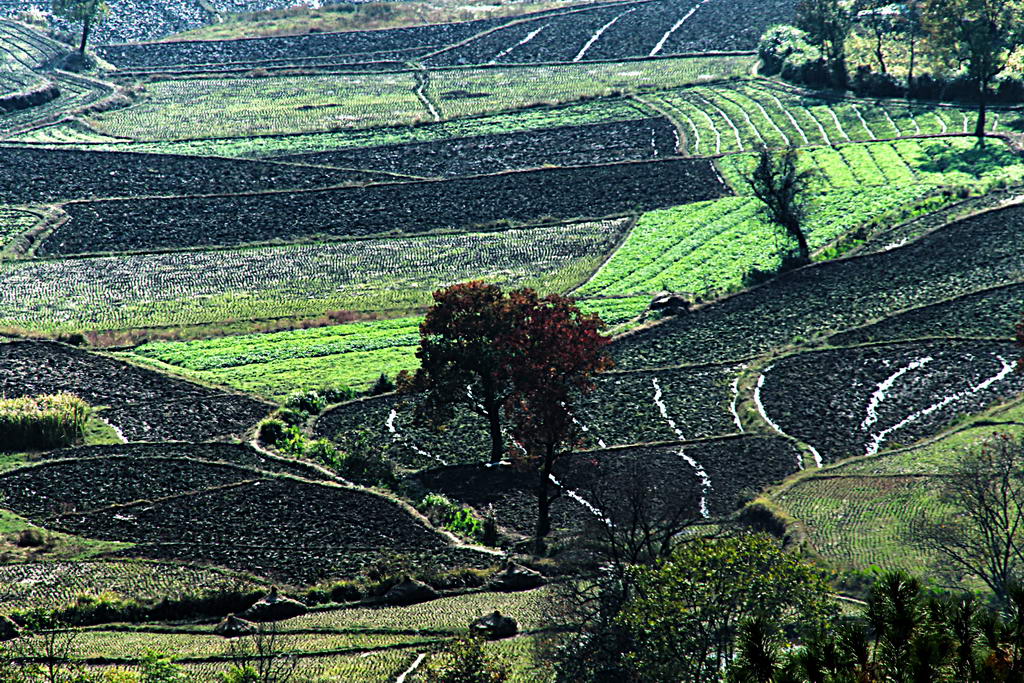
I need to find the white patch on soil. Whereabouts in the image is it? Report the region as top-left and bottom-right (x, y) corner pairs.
(754, 367), (818, 469)
(650, 0), (713, 57)
(729, 373), (744, 433)
(861, 356), (934, 431)
(396, 653), (427, 683)
(864, 356), (1016, 456)
(491, 24), (548, 63)
(386, 408), (448, 466)
(652, 378), (711, 517)
(574, 9), (635, 62)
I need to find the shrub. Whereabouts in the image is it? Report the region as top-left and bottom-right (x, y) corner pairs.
(303, 438), (341, 467)
(283, 389), (326, 415)
(275, 425), (306, 458)
(370, 373), (396, 396)
(0, 393), (90, 452)
(317, 385), (356, 405)
(273, 407), (307, 426)
(758, 24), (812, 75)
(421, 637), (509, 683)
(419, 493), (483, 540)
(257, 419), (286, 445)
(14, 529), (45, 548)
(138, 651), (188, 683)
(333, 428), (397, 489)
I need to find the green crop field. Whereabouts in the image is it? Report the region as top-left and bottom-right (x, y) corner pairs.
(80, 55), (751, 144)
(0, 219), (627, 334)
(9, 97), (652, 157)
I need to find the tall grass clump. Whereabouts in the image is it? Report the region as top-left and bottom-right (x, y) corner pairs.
(0, 393), (91, 452)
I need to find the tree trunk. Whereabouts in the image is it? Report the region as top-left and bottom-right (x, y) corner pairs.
(975, 84), (988, 143)
(533, 445), (555, 555)
(875, 34), (887, 74)
(907, 37), (916, 94)
(487, 406), (503, 464)
(789, 222), (809, 261)
(832, 51), (848, 90)
(79, 14), (91, 55)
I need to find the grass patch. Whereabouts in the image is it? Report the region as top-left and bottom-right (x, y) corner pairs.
(0, 394), (91, 453)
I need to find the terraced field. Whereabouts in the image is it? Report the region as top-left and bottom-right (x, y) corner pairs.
(613, 203), (1024, 369)
(36, 158), (727, 256)
(0, 341), (271, 441)
(2, 2), (1024, 677)
(1, 219), (627, 335)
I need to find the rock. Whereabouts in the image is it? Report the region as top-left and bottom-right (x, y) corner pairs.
(486, 562), (545, 592)
(469, 610), (518, 640)
(650, 291), (690, 315)
(384, 576), (439, 606)
(240, 586), (307, 622)
(214, 613), (257, 638)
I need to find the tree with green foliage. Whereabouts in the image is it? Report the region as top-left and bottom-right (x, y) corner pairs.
(895, 0), (927, 91)
(421, 637), (509, 683)
(411, 281), (518, 465)
(796, 0), (853, 88)
(854, 0), (899, 74)
(616, 534), (835, 682)
(746, 146), (814, 264)
(137, 652), (188, 683)
(912, 433), (1024, 602)
(922, 0), (1024, 140)
(51, 0), (108, 55)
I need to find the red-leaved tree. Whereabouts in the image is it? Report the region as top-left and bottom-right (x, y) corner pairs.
(499, 290), (613, 554)
(411, 281), (517, 464)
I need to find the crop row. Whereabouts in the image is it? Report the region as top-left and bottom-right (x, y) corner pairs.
(65, 629), (433, 661)
(13, 96), (650, 158)
(0, 72), (111, 137)
(649, 80), (1021, 155)
(124, 296), (650, 399)
(0, 206), (39, 249)
(5, 219), (624, 336)
(37, 158), (729, 256)
(0, 560), (263, 612)
(424, 56), (754, 122)
(95, 11), (524, 68)
(172, 650), (418, 683)
(0, 19), (65, 71)
(40, 442), (329, 480)
(759, 339), (1024, 463)
(829, 282), (1024, 347)
(576, 185), (928, 298)
(284, 587), (550, 633)
(0, 341), (271, 441)
(51, 476), (492, 584)
(0, 146), (390, 203)
(88, 72), (427, 140)
(578, 137), (1022, 299)
(775, 474), (946, 573)
(426, 0), (793, 66)
(280, 117), (679, 178)
(84, 56), (750, 143)
(613, 202), (1024, 369)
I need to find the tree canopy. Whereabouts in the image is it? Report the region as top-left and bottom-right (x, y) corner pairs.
(922, 0), (1024, 138)
(51, 0), (108, 54)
